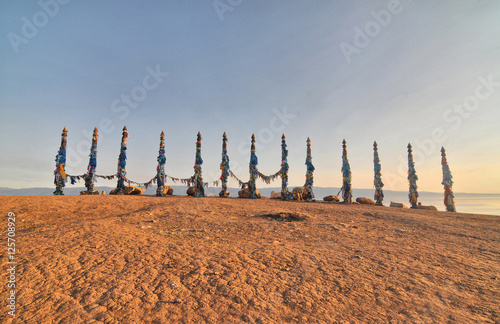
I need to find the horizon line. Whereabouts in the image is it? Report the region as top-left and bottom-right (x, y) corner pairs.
(1, 186), (499, 196)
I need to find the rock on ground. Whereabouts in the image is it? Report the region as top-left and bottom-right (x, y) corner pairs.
(238, 189), (261, 199)
(187, 186), (203, 196)
(292, 187), (307, 201)
(390, 201), (409, 209)
(418, 205), (438, 211)
(162, 186), (174, 196)
(270, 191), (281, 199)
(109, 186), (145, 195)
(80, 190), (99, 195)
(356, 197), (375, 205)
(324, 195), (340, 202)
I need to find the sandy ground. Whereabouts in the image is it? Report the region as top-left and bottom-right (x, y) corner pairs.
(0, 195), (499, 323)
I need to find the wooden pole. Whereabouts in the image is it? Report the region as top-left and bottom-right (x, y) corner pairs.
(373, 141), (384, 206)
(407, 143), (419, 208)
(441, 147), (456, 212)
(304, 137), (315, 201)
(248, 134), (259, 199)
(341, 139), (352, 203)
(53, 126), (68, 195)
(193, 131), (205, 197)
(156, 131), (166, 196)
(219, 132), (230, 197)
(281, 134), (291, 200)
(116, 126), (128, 193)
(84, 127), (98, 194)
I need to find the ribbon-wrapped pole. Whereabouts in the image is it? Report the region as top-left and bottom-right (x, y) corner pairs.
(248, 134), (259, 199)
(407, 143), (419, 208)
(84, 127), (99, 194)
(192, 131), (205, 197)
(156, 131), (166, 196)
(441, 147), (456, 212)
(219, 132), (230, 197)
(373, 141), (384, 206)
(304, 137), (315, 201)
(341, 139), (352, 203)
(281, 134), (291, 200)
(115, 126), (128, 193)
(53, 126), (68, 195)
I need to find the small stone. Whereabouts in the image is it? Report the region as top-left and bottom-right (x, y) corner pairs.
(356, 197), (375, 205)
(80, 189), (99, 195)
(186, 186), (197, 196)
(270, 191), (281, 199)
(292, 187), (307, 201)
(390, 201), (407, 208)
(162, 186), (174, 196)
(323, 195), (340, 202)
(418, 205), (438, 211)
(238, 188), (261, 198)
(111, 186), (145, 195)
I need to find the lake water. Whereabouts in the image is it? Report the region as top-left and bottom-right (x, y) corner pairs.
(281, 187), (500, 216)
(378, 191), (500, 216)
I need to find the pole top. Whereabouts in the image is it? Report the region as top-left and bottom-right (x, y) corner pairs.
(93, 127), (98, 133)
(123, 126), (127, 131)
(160, 131), (165, 137)
(251, 133), (255, 140)
(282, 134), (286, 140)
(373, 141), (378, 147)
(441, 146), (446, 154)
(342, 139), (346, 145)
(63, 126), (67, 132)
(407, 143), (412, 150)
(223, 131), (227, 137)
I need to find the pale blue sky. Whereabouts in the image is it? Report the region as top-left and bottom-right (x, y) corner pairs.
(1, 0), (499, 193)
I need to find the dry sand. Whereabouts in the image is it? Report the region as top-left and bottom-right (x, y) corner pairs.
(0, 195), (499, 323)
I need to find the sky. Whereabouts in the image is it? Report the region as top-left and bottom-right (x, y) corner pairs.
(0, 0), (499, 194)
